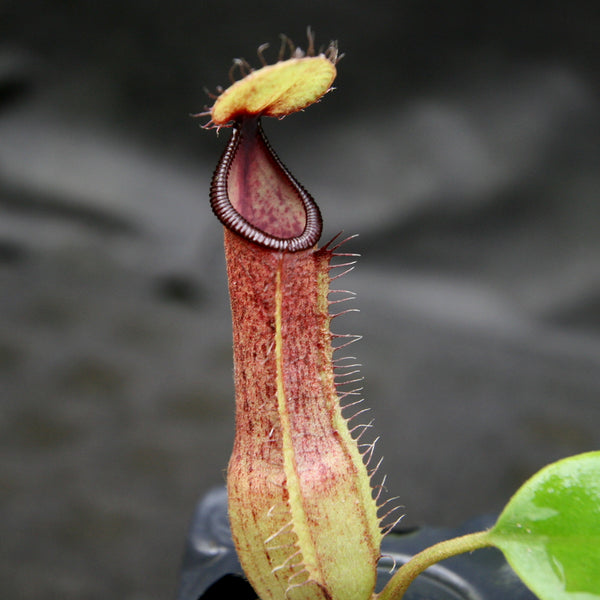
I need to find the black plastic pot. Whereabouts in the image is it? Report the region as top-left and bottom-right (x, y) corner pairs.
(178, 487), (536, 600)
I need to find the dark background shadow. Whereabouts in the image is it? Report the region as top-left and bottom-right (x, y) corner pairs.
(1, 2), (599, 599)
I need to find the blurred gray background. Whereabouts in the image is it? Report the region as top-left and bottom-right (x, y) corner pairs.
(1, 1), (599, 599)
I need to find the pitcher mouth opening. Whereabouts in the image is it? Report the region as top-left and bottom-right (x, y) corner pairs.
(210, 118), (322, 252)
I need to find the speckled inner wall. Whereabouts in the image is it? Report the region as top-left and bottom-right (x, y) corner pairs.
(1, 2), (599, 599)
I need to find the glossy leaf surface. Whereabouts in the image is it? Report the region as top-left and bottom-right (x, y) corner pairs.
(489, 451), (600, 600)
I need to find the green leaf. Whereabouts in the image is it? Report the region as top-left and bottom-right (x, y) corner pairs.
(489, 451), (600, 600)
